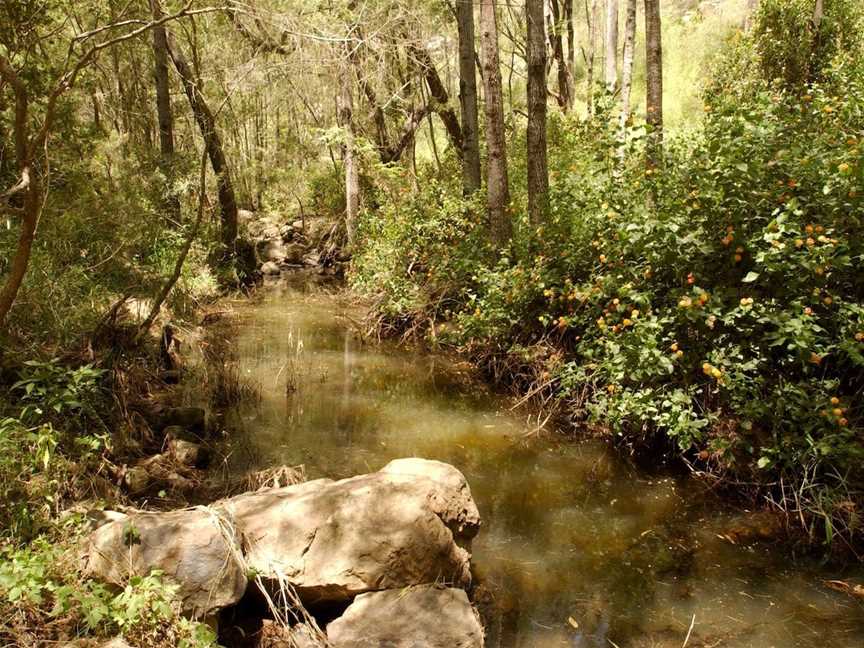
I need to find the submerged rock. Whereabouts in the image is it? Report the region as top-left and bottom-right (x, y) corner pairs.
(83, 507), (247, 617)
(326, 585), (484, 648)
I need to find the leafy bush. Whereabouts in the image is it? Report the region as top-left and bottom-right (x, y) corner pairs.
(353, 0), (864, 544)
(0, 538), (216, 647)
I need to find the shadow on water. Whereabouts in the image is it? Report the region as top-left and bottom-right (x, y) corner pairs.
(199, 278), (864, 648)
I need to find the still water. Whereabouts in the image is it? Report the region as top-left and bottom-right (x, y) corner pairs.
(205, 278), (864, 648)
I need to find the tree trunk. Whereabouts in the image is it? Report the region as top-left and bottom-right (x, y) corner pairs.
(479, 0), (511, 246)
(0, 57), (42, 329)
(410, 44), (463, 154)
(456, 0), (482, 194)
(565, 0), (575, 80)
(644, 0), (663, 167)
(337, 52), (359, 246)
(526, 0), (549, 226)
(549, 0), (573, 110)
(166, 32), (239, 253)
(149, 0), (180, 224)
(605, 0), (619, 91)
(618, 0), (637, 150)
(586, 0), (599, 115)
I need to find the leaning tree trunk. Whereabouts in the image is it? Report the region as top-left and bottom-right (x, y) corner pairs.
(644, 0), (663, 168)
(149, 0), (180, 224)
(479, 0), (511, 246)
(166, 33), (239, 253)
(0, 57), (43, 329)
(605, 0), (619, 92)
(526, 0), (549, 226)
(618, 0), (637, 154)
(456, 0), (482, 194)
(409, 44), (463, 155)
(337, 52), (359, 247)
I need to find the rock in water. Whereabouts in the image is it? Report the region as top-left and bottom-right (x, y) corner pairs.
(326, 585), (484, 648)
(82, 507), (247, 618)
(220, 459), (478, 603)
(261, 261), (281, 276)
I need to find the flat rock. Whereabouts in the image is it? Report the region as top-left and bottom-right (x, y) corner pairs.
(219, 459), (478, 603)
(82, 507), (247, 618)
(326, 585), (484, 648)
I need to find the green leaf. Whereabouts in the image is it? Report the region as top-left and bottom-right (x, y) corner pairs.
(742, 271), (760, 283)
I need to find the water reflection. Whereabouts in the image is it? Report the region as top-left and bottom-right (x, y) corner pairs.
(209, 280), (864, 647)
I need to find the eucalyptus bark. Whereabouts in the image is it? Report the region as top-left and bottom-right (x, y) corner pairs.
(585, 0), (599, 115)
(456, 0), (482, 194)
(337, 53), (359, 246)
(479, 0), (511, 246)
(618, 0), (637, 147)
(644, 0), (663, 167)
(149, 0), (180, 224)
(549, 0), (573, 110)
(526, 0), (549, 225)
(166, 33), (239, 252)
(605, 0), (619, 91)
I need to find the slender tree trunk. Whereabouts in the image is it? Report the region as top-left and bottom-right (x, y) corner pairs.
(605, 0), (619, 91)
(166, 32), (239, 253)
(0, 57), (42, 329)
(549, 0), (573, 110)
(644, 0), (663, 167)
(618, 0), (637, 150)
(565, 0), (575, 79)
(337, 52), (359, 246)
(586, 0), (599, 115)
(149, 0), (180, 224)
(479, 0), (511, 246)
(410, 44), (463, 154)
(526, 0), (549, 226)
(456, 0), (482, 194)
(140, 148), (208, 335)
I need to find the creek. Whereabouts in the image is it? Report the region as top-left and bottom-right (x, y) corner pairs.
(198, 276), (864, 648)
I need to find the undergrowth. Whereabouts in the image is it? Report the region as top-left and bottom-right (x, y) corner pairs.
(352, 0), (864, 550)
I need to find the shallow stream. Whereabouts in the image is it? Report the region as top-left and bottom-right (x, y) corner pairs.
(205, 278), (864, 648)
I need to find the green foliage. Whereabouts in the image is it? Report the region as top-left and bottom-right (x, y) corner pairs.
(353, 0), (864, 544)
(0, 360), (108, 539)
(0, 539), (216, 647)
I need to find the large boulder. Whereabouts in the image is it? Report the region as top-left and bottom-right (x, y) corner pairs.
(82, 507), (247, 618)
(219, 458), (478, 603)
(83, 459), (481, 619)
(326, 585), (484, 648)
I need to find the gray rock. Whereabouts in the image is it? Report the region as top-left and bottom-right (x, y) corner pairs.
(169, 438), (209, 468)
(291, 219), (304, 230)
(220, 459), (478, 603)
(83, 507), (247, 618)
(257, 238), (288, 263)
(123, 466), (151, 495)
(326, 585), (484, 648)
(261, 261), (282, 276)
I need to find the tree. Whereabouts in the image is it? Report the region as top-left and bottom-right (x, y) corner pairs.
(644, 0), (663, 167)
(456, 0), (482, 194)
(526, 0), (549, 225)
(618, 0), (638, 153)
(149, 0), (180, 224)
(584, 0), (599, 115)
(479, 0), (511, 246)
(337, 46), (360, 247)
(549, 0), (573, 110)
(0, 2), (199, 329)
(605, 0), (620, 91)
(166, 31), (240, 254)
